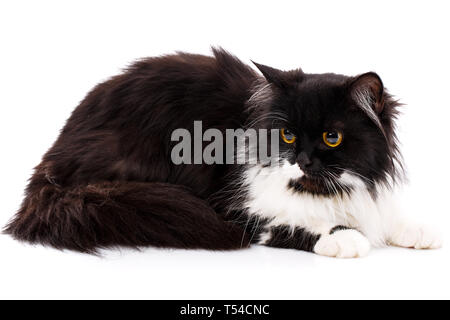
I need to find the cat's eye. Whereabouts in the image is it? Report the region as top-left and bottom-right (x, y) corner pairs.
(281, 128), (296, 144)
(323, 131), (343, 148)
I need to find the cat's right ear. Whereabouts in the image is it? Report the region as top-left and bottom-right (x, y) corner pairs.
(349, 72), (385, 114)
(251, 61), (291, 89)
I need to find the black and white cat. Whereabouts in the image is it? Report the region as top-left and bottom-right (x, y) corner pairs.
(4, 48), (441, 257)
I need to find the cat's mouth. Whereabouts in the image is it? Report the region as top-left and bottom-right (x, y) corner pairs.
(290, 171), (347, 196)
(301, 169), (324, 179)
(284, 162), (349, 196)
(302, 168), (344, 182)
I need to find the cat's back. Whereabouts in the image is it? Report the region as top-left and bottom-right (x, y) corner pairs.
(40, 48), (258, 188)
(65, 48), (258, 133)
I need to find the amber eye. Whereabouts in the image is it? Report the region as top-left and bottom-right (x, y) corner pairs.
(323, 131), (343, 147)
(281, 128), (296, 144)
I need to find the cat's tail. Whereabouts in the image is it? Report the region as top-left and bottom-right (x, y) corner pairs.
(3, 180), (249, 253)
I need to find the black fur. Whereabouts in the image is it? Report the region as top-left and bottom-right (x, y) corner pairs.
(329, 226), (352, 235)
(265, 226), (321, 252)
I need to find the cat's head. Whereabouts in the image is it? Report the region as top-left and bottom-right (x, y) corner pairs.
(248, 62), (403, 196)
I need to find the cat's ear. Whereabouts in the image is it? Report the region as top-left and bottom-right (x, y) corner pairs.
(350, 72), (384, 114)
(251, 61), (291, 89)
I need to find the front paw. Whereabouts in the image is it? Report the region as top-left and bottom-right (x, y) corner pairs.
(313, 229), (370, 258)
(389, 224), (442, 249)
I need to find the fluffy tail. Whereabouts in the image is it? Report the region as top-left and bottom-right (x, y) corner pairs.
(4, 181), (248, 253)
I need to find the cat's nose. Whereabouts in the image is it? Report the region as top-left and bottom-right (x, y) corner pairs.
(297, 151), (312, 169)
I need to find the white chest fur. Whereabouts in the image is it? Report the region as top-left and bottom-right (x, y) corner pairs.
(243, 161), (399, 247)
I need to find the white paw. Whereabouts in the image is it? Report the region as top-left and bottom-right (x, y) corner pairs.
(313, 229), (370, 259)
(389, 224), (442, 249)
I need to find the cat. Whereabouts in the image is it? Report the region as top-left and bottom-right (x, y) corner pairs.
(4, 47), (441, 258)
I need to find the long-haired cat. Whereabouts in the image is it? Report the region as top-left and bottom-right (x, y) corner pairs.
(4, 48), (441, 257)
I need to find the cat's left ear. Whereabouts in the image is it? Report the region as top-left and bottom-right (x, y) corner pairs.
(350, 72), (384, 114)
(252, 61), (294, 89)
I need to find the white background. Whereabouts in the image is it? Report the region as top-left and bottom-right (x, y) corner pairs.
(1, 0), (449, 299)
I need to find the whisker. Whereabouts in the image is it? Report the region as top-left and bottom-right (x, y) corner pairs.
(327, 165), (374, 185)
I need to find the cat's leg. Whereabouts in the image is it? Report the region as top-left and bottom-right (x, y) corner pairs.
(387, 218), (442, 249)
(375, 195), (442, 250)
(258, 221), (371, 258)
